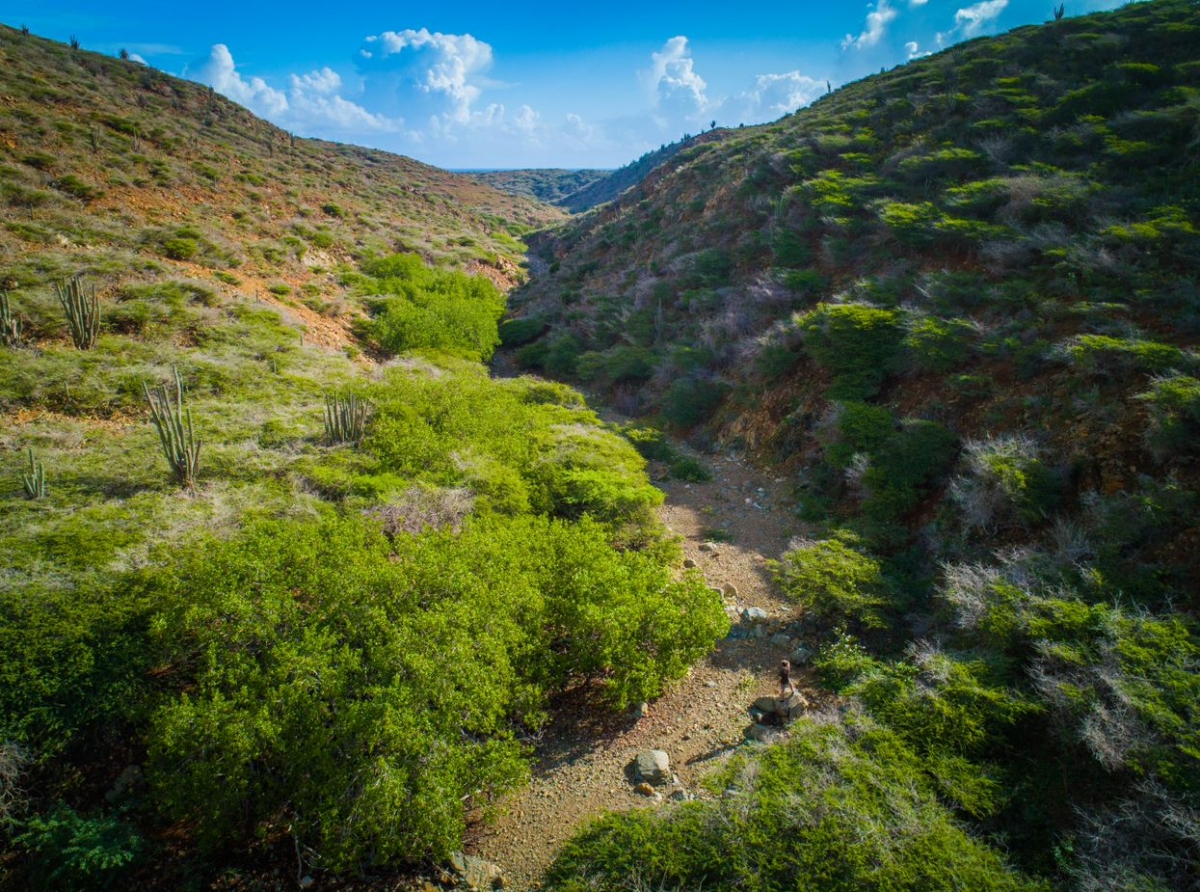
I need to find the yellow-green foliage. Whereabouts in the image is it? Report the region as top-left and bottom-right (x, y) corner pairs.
(363, 254), (507, 362)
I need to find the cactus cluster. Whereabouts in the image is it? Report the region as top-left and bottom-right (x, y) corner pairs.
(20, 449), (46, 500)
(324, 392), (369, 445)
(144, 367), (202, 489)
(55, 276), (100, 350)
(0, 291), (21, 347)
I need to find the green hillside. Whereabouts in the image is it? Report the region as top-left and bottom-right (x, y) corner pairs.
(0, 25), (727, 890)
(508, 1), (1200, 889)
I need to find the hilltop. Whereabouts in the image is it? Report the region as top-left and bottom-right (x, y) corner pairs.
(507, 1), (1200, 889)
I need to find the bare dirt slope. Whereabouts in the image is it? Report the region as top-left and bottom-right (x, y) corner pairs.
(469, 449), (826, 889)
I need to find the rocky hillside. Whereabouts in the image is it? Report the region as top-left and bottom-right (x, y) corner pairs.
(511, 2), (1200, 889)
(0, 23), (563, 314)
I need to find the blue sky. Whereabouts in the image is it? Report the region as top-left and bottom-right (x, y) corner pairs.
(9, 0), (1137, 169)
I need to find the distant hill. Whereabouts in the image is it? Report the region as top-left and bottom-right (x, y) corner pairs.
(472, 168), (612, 208)
(557, 130), (727, 213)
(512, 3), (1200, 888)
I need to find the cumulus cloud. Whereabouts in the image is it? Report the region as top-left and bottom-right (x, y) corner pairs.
(644, 36), (709, 118)
(843, 0), (900, 50)
(190, 45), (394, 135)
(127, 53), (147, 65)
(193, 44), (289, 116)
(738, 71), (826, 120)
(358, 29), (493, 124)
(953, 0), (1009, 38)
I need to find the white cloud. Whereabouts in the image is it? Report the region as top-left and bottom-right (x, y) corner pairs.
(738, 71), (826, 120)
(190, 45), (395, 135)
(905, 40), (932, 58)
(127, 53), (147, 65)
(358, 29), (493, 124)
(193, 44), (289, 117)
(842, 0), (899, 50)
(645, 36), (709, 118)
(953, 0), (1009, 37)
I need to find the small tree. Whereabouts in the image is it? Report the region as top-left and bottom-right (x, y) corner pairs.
(1054, 4), (1065, 21)
(144, 368), (201, 488)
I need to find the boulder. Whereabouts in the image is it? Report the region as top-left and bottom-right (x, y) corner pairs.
(791, 645), (813, 666)
(770, 632), (792, 648)
(699, 542), (719, 554)
(683, 558), (698, 569)
(450, 852), (504, 890)
(635, 749), (672, 786)
(741, 606), (768, 623)
(722, 582), (739, 598)
(744, 723), (775, 743)
(753, 695), (779, 714)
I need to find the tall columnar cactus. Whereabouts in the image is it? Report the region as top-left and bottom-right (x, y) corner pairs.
(144, 367), (202, 489)
(0, 291), (21, 347)
(55, 276), (100, 350)
(20, 448), (46, 500)
(324, 391), (369, 445)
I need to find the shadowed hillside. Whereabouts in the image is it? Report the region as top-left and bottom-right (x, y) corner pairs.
(509, 2), (1200, 889)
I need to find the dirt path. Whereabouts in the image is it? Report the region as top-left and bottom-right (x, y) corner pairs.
(469, 448), (825, 889)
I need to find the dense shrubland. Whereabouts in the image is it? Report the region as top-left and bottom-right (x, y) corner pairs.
(518, 2), (1200, 890)
(0, 247), (728, 886)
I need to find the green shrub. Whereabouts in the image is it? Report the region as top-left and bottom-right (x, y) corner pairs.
(950, 434), (1060, 532)
(498, 316), (548, 347)
(575, 345), (657, 388)
(160, 237), (199, 261)
(1064, 335), (1190, 377)
(661, 376), (728, 428)
(16, 805), (142, 890)
(774, 535), (892, 629)
(799, 303), (904, 400)
(1138, 374), (1200, 461)
(547, 717), (1043, 892)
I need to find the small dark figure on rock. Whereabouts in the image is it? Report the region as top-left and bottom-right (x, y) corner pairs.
(779, 659), (794, 699)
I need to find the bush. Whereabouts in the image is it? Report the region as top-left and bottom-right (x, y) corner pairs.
(798, 304), (904, 400)
(15, 805), (142, 890)
(950, 434), (1060, 532)
(661, 376), (728, 428)
(146, 513), (727, 868)
(1138, 374), (1200, 460)
(774, 535), (892, 629)
(498, 316), (548, 347)
(366, 255), (507, 362)
(547, 717), (1044, 892)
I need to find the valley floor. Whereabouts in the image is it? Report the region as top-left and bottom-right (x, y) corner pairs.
(470, 443), (827, 888)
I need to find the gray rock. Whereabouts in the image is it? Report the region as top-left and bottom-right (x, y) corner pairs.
(753, 695), (779, 714)
(770, 632), (792, 647)
(699, 542), (719, 554)
(723, 582), (739, 598)
(683, 558), (698, 569)
(791, 645), (813, 665)
(744, 723), (775, 743)
(741, 606), (768, 623)
(450, 852), (504, 890)
(753, 625), (768, 639)
(636, 749), (672, 786)
(633, 701), (650, 720)
(669, 789), (693, 802)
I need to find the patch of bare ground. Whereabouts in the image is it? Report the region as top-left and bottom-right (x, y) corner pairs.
(468, 446), (830, 890)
